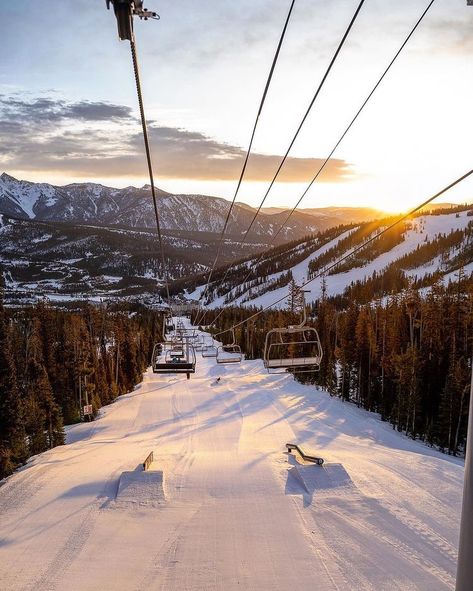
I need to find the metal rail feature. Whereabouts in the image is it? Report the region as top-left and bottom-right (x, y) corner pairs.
(286, 443), (324, 465)
(143, 451), (154, 471)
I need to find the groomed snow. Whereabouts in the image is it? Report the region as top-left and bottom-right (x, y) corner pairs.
(0, 321), (463, 590)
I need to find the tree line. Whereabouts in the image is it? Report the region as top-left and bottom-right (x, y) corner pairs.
(0, 297), (162, 479)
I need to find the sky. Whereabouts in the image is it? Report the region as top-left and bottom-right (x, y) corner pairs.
(0, 0), (472, 213)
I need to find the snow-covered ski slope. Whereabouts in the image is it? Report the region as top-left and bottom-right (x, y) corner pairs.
(0, 324), (464, 590)
(191, 210), (472, 309)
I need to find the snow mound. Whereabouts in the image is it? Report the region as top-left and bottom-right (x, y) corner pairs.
(115, 470), (165, 507)
(286, 455), (355, 503)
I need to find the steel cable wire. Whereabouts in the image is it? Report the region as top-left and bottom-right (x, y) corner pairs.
(214, 169), (473, 336)
(196, 0), (366, 326)
(205, 0), (436, 329)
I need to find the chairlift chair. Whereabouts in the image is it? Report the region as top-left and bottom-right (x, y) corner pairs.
(163, 313), (175, 342)
(216, 330), (243, 364)
(193, 335), (205, 352)
(151, 341), (196, 378)
(201, 336), (217, 358)
(263, 304), (322, 373)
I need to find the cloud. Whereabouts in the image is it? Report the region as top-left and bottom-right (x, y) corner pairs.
(424, 17), (473, 53)
(132, 125), (351, 182)
(0, 93), (353, 183)
(0, 96), (133, 123)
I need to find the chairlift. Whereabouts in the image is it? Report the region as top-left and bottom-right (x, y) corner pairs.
(164, 314), (175, 332)
(201, 336), (217, 358)
(163, 313), (175, 341)
(263, 295), (322, 374)
(193, 335), (205, 352)
(151, 341), (196, 378)
(216, 330), (243, 364)
(176, 323), (198, 342)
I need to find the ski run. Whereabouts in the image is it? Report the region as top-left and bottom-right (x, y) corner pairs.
(0, 321), (464, 591)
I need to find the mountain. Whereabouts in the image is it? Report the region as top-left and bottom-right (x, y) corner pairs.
(3, 172), (443, 244)
(184, 207), (473, 308)
(0, 173), (322, 244)
(0, 215), (265, 306)
(299, 204), (459, 223)
(299, 206), (384, 223)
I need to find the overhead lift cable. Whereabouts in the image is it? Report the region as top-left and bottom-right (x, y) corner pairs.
(200, 0), (436, 329)
(214, 169), (473, 336)
(106, 0), (171, 305)
(194, 0), (297, 327)
(197, 0), (366, 326)
(239, 0), (366, 244)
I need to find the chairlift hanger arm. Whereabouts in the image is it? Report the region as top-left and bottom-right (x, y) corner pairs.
(106, 0), (159, 42)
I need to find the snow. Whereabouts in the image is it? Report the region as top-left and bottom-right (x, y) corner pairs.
(442, 261), (473, 284)
(31, 233), (52, 243)
(222, 212), (473, 309)
(0, 174), (57, 218)
(0, 322), (463, 590)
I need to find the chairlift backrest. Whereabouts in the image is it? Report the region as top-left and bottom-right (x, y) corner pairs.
(216, 329), (243, 364)
(263, 325), (322, 373)
(216, 344), (243, 364)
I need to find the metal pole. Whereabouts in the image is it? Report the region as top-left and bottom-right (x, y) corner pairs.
(456, 355), (473, 591)
(78, 374), (82, 420)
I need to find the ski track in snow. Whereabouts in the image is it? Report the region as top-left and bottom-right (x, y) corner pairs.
(0, 321), (464, 590)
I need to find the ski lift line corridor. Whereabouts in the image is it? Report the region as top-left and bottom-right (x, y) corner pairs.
(0, 320), (463, 590)
(195, 0), (367, 328)
(212, 169), (473, 339)
(202, 0), (437, 333)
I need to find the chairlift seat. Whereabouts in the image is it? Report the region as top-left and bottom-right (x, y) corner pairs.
(263, 326), (322, 373)
(216, 345), (243, 364)
(153, 361), (195, 373)
(265, 356), (321, 368)
(202, 345), (217, 358)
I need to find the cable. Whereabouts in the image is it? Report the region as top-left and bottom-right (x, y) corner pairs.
(199, 0), (435, 328)
(214, 169), (473, 336)
(130, 38), (171, 305)
(239, 0), (366, 244)
(194, 0), (297, 325)
(196, 0), (366, 326)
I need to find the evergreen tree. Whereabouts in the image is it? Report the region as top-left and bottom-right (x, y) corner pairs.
(0, 296), (28, 476)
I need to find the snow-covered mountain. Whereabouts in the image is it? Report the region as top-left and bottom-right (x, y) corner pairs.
(0, 173), (324, 243)
(0, 215), (265, 305)
(185, 208), (473, 308)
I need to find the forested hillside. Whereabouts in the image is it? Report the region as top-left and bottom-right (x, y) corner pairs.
(0, 215), (268, 305)
(186, 207), (473, 309)
(196, 275), (472, 456)
(0, 297), (162, 479)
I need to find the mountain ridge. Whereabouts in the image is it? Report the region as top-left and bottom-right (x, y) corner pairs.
(0, 172), (323, 243)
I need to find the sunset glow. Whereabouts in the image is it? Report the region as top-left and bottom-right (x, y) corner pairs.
(1, 0), (472, 211)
